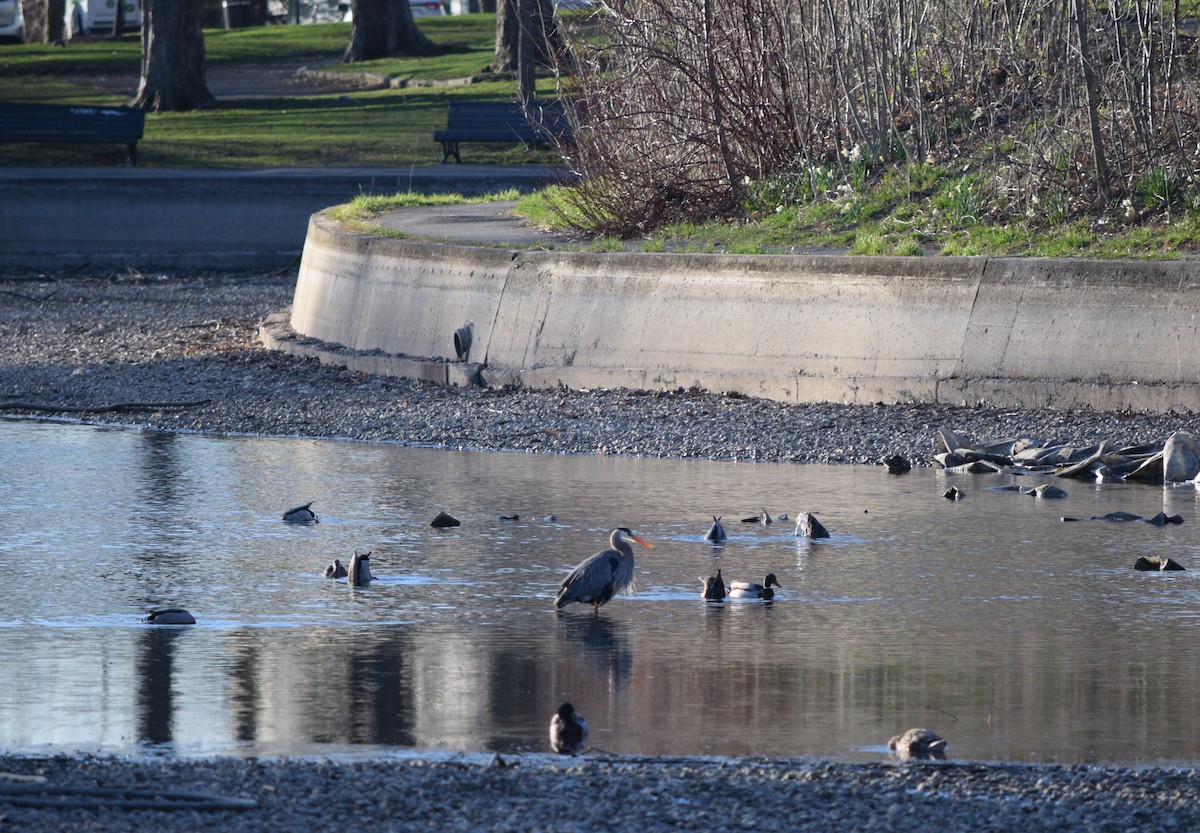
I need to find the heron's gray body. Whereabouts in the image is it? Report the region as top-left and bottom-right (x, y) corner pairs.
(555, 528), (650, 611)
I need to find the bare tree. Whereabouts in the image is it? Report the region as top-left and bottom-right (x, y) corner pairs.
(491, 0), (562, 73)
(344, 0), (438, 63)
(133, 0), (215, 112)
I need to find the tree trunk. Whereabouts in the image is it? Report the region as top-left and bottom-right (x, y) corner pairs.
(23, 0), (65, 43)
(133, 0), (216, 112)
(491, 0), (561, 73)
(111, 0), (126, 38)
(1071, 0), (1109, 200)
(343, 0), (439, 63)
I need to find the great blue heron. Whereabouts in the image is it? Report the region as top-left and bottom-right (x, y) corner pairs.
(550, 702), (589, 754)
(795, 512), (830, 538)
(283, 502), (318, 524)
(728, 573), (781, 599)
(554, 527), (653, 612)
(142, 608), (195, 625)
(348, 549), (373, 587)
(699, 569), (726, 600)
(888, 728), (948, 761)
(323, 559), (348, 579)
(704, 516), (727, 542)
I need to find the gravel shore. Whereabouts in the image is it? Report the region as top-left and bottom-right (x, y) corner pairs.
(2, 269), (1198, 464)
(4, 268), (1200, 831)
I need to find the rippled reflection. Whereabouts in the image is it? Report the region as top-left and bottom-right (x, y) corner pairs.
(3, 418), (1200, 765)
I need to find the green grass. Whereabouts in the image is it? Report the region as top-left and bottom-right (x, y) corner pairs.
(0, 15), (559, 167)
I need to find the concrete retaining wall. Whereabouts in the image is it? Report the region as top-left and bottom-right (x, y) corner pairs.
(289, 211), (1200, 413)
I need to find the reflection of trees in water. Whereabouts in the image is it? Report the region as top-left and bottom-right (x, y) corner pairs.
(224, 626), (417, 747)
(134, 628), (183, 746)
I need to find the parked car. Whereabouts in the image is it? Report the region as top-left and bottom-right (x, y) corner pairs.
(284, 0), (445, 21)
(65, 0), (142, 39)
(408, 0), (445, 16)
(0, 0), (24, 43)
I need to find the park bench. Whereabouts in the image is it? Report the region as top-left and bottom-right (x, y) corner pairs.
(0, 101), (146, 166)
(434, 99), (572, 163)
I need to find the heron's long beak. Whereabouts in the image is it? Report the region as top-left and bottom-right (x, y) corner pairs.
(632, 535), (653, 549)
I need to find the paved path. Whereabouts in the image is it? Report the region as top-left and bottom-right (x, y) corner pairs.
(0, 166), (564, 272)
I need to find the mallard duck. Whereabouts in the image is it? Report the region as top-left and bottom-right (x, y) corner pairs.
(549, 702), (589, 754)
(323, 559), (348, 579)
(888, 728), (947, 761)
(348, 549), (373, 586)
(741, 508), (772, 525)
(282, 502), (318, 524)
(699, 569), (727, 600)
(142, 608), (196, 625)
(704, 515), (727, 542)
(728, 573), (780, 599)
(554, 528), (653, 613)
(795, 512), (830, 538)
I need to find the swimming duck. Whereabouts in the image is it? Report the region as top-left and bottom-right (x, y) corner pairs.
(323, 559), (348, 579)
(348, 549), (373, 586)
(795, 512), (830, 538)
(704, 516), (727, 542)
(728, 573), (781, 599)
(882, 454), (912, 474)
(699, 569), (727, 600)
(741, 508), (772, 525)
(142, 608), (196, 625)
(554, 527), (653, 613)
(549, 702), (589, 754)
(283, 502), (318, 524)
(888, 728), (947, 761)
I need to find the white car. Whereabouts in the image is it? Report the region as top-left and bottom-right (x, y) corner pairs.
(65, 0), (142, 39)
(0, 0), (24, 43)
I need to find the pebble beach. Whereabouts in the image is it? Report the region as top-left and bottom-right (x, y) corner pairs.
(3, 268), (1200, 831)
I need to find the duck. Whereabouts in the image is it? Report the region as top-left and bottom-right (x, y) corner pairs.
(795, 512), (830, 538)
(323, 559), (348, 579)
(142, 608), (196, 625)
(741, 508), (772, 525)
(348, 549), (373, 586)
(699, 569), (727, 600)
(554, 528), (653, 613)
(549, 702), (589, 754)
(728, 573), (781, 599)
(888, 728), (948, 761)
(282, 502), (318, 524)
(704, 515), (727, 542)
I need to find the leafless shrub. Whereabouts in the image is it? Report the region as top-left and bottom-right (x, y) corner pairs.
(548, 0), (1200, 236)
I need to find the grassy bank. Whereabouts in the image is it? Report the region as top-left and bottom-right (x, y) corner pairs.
(0, 16), (558, 167)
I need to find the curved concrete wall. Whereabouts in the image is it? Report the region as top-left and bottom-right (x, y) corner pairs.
(290, 212), (1200, 413)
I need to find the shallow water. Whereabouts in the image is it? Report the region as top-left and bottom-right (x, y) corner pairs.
(3, 418), (1200, 765)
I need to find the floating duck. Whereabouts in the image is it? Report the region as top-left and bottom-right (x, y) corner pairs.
(704, 516), (727, 542)
(142, 608), (196, 625)
(795, 512), (830, 538)
(348, 549), (373, 586)
(700, 569), (727, 600)
(741, 508), (773, 525)
(282, 502), (318, 524)
(728, 573), (781, 599)
(549, 702), (589, 754)
(555, 528), (653, 613)
(882, 454), (912, 474)
(888, 728), (947, 761)
(323, 559), (348, 579)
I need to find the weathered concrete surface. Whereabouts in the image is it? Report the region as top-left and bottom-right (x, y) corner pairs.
(0, 166), (563, 272)
(289, 210), (1200, 412)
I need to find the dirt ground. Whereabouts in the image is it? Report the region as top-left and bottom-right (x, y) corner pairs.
(70, 60), (379, 100)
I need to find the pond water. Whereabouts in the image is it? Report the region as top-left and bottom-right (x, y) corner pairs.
(3, 418), (1200, 766)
